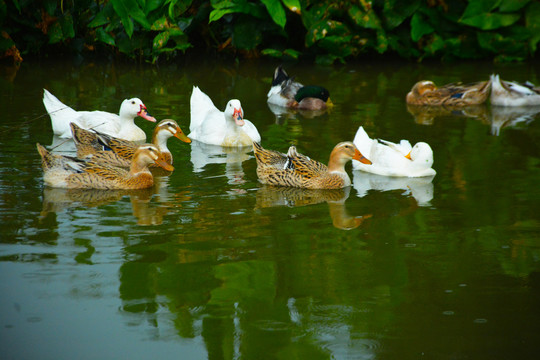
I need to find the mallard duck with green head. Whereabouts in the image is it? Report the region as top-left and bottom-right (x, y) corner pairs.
(267, 66), (333, 111)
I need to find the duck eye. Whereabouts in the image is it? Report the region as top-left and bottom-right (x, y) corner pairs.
(131, 101), (136, 104)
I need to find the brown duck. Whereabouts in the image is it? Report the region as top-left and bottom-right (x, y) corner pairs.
(37, 143), (173, 189)
(71, 119), (191, 167)
(406, 79), (491, 106)
(253, 141), (371, 189)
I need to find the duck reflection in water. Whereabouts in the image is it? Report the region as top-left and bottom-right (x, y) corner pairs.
(267, 102), (329, 124)
(255, 185), (371, 230)
(190, 139), (252, 186)
(488, 106), (540, 136)
(40, 175), (175, 226)
(406, 103), (489, 126)
(353, 171), (435, 207)
(407, 103), (540, 135)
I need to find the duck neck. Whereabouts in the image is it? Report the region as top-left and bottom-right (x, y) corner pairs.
(152, 130), (171, 153)
(129, 159), (151, 177)
(327, 151), (347, 174)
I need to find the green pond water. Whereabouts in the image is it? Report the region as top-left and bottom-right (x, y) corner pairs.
(1, 58), (540, 360)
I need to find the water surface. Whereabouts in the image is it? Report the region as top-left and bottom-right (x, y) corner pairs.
(1, 58), (540, 359)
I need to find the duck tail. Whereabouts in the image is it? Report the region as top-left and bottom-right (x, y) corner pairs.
(36, 143), (53, 170)
(272, 65), (289, 86)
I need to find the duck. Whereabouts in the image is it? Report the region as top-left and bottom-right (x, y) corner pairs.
(43, 89), (157, 141)
(36, 143), (173, 189)
(252, 141), (371, 189)
(406, 78), (491, 106)
(267, 65), (333, 110)
(353, 126), (435, 177)
(188, 86), (261, 147)
(71, 119), (191, 167)
(490, 74), (540, 106)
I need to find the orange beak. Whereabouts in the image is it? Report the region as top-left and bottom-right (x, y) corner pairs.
(405, 151), (412, 160)
(138, 105), (157, 122)
(174, 127), (192, 144)
(353, 148), (372, 165)
(154, 156), (174, 172)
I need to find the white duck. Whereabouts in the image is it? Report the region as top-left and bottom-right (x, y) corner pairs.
(188, 86), (261, 147)
(352, 126), (435, 177)
(43, 89), (157, 141)
(490, 74), (540, 106)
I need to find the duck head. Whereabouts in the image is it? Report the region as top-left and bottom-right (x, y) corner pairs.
(408, 142), (434, 167)
(407, 81), (437, 99)
(155, 119), (191, 144)
(134, 144), (174, 172)
(295, 85), (331, 103)
(225, 100), (245, 126)
(329, 142), (371, 172)
(121, 98), (157, 122)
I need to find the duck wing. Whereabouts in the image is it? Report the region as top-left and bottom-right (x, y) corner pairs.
(286, 146), (328, 178)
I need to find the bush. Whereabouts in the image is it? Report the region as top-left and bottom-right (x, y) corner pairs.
(1, 0), (539, 64)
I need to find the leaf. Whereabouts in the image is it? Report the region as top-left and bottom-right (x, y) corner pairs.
(232, 19), (262, 49)
(145, 0), (166, 13)
(376, 29), (388, 53)
(383, 0), (421, 29)
(477, 31), (528, 57)
(423, 33), (445, 55)
(348, 5), (382, 30)
(60, 14), (75, 39)
(499, 0), (530, 12)
(111, 0), (151, 37)
(283, 48), (300, 58)
(315, 53), (341, 65)
(281, 0), (300, 13)
(261, 48), (282, 57)
(461, 0), (502, 19)
(261, 0), (286, 28)
(208, 8), (234, 22)
(151, 16), (169, 30)
(153, 31), (170, 50)
(12, 0), (21, 13)
(306, 20), (349, 47)
(526, 1), (540, 52)
(96, 28), (116, 46)
(44, 0), (57, 15)
(461, 13), (521, 30)
(47, 22), (63, 44)
(261, 48), (300, 59)
(168, 0), (193, 17)
(89, 11), (110, 28)
(209, 1), (265, 23)
(410, 12), (434, 41)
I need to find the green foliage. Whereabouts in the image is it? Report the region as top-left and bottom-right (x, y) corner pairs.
(0, 0), (538, 64)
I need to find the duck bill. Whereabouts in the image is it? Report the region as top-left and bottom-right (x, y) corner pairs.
(174, 130), (192, 144)
(155, 158), (174, 172)
(138, 106), (157, 122)
(326, 97), (334, 108)
(233, 108), (245, 126)
(405, 151), (412, 160)
(353, 149), (372, 165)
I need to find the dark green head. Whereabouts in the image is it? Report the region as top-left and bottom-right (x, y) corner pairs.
(294, 85), (330, 102)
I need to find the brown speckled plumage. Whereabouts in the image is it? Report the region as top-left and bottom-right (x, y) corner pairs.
(253, 141), (371, 190)
(71, 119), (190, 167)
(37, 143), (173, 189)
(406, 79), (491, 106)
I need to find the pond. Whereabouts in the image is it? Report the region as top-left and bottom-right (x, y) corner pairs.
(1, 58), (540, 360)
